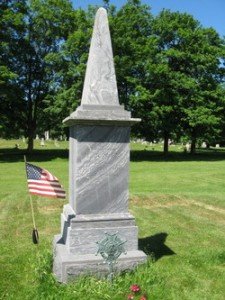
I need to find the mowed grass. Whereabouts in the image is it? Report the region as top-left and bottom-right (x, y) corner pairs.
(0, 139), (225, 299)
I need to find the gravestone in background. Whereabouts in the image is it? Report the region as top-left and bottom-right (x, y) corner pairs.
(53, 7), (147, 283)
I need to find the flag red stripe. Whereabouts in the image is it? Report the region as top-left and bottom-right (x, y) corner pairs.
(28, 186), (65, 194)
(30, 191), (66, 199)
(29, 188), (66, 196)
(28, 183), (64, 192)
(28, 180), (61, 186)
(28, 186), (65, 193)
(41, 173), (56, 181)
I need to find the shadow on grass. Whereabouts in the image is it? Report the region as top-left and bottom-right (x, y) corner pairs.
(131, 148), (225, 162)
(0, 148), (68, 163)
(1, 147), (225, 163)
(139, 233), (175, 261)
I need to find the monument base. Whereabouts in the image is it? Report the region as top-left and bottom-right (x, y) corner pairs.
(53, 236), (147, 283)
(53, 205), (147, 283)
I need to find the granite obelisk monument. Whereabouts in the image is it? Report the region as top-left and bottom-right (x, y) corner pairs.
(53, 7), (147, 283)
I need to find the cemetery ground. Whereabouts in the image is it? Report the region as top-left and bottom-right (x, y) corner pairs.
(0, 140), (225, 300)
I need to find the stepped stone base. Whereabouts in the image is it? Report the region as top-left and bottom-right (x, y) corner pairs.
(53, 205), (147, 283)
(53, 238), (147, 283)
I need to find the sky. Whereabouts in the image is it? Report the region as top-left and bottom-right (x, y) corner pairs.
(72, 0), (225, 37)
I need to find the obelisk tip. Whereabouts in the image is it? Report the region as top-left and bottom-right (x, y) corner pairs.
(97, 7), (107, 14)
(81, 5), (119, 106)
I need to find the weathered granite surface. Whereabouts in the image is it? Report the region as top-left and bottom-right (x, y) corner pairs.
(68, 213), (138, 254)
(62, 7), (140, 126)
(69, 125), (130, 214)
(53, 7), (147, 283)
(63, 104), (135, 126)
(54, 236), (146, 283)
(81, 7), (119, 106)
(53, 208), (147, 282)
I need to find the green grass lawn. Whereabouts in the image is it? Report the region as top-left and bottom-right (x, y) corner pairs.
(0, 139), (225, 299)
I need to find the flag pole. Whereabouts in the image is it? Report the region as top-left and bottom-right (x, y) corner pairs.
(29, 195), (36, 229)
(24, 155), (39, 243)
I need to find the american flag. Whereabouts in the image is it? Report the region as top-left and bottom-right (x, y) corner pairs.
(26, 163), (66, 199)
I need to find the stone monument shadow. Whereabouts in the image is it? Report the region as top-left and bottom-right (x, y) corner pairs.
(57, 209), (76, 244)
(138, 232), (175, 261)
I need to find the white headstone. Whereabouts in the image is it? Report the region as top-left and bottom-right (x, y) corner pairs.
(40, 138), (45, 147)
(186, 143), (190, 152)
(45, 131), (50, 140)
(202, 142), (207, 148)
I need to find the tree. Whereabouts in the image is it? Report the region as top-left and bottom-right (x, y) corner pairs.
(112, 0), (152, 107)
(36, 5), (225, 152)
(110, 0), (156, 140)
(0, 0), (26, 138)
(139, 10), (225, 154)
(218, 82), (225, 146)
(180, 27), (225, 153)
(149, 11), (201, 154)
(44, 7), (92, 137)
(2, 0), (224, 152)
(1, 0), (75, 151)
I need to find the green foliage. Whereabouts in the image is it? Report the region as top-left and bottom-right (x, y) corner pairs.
(33, 250), (155, 300)
(1, 1), (225, 152)
(0, 0), (27, 138)
(0, 0), (76, 149)
(44, 7), (92, 135)
(112, 0), (152, 108)
(140, 9), (225, 152)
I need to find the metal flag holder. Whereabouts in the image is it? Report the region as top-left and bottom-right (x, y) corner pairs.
(96, 232), (127, 283)
(24, 155), (39, 244)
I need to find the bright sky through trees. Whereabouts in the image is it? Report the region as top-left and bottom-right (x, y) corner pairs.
(72, 0), (225, 37)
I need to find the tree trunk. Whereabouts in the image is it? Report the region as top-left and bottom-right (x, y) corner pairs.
(26, 91), (38, 152)
(163, 132), (169, 155)
(27, 135), (34, 152)
(27, 122), (36, 152)
(191, 138), (196, 154)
